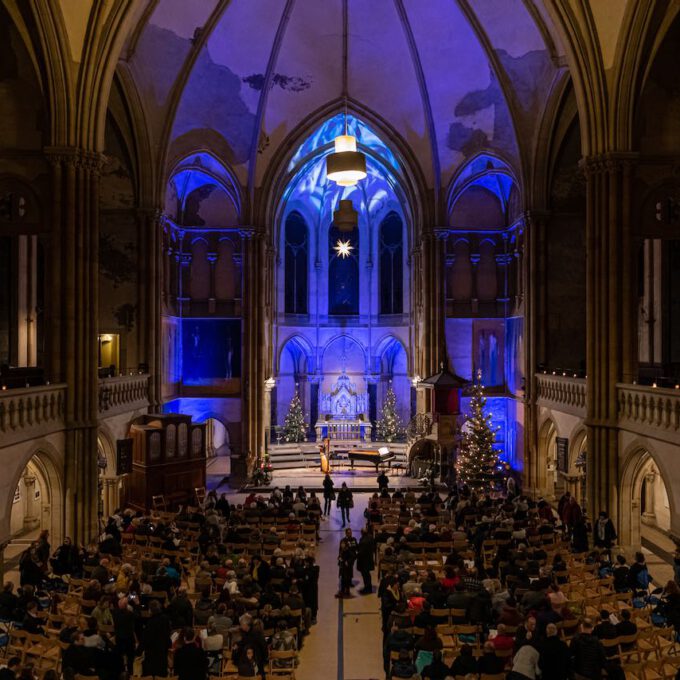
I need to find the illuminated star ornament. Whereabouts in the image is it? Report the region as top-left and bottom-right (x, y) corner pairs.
(334, 239), (354, 258)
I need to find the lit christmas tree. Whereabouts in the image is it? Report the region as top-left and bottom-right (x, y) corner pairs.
(282, 389), (307, 443)
(376, 383), (404, 442)
(455, 370), (501, 492)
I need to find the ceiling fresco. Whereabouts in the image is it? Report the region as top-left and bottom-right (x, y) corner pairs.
(122, 0), (562, 196)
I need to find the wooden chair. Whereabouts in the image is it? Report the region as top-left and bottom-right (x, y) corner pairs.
(269, 649), (298, 680)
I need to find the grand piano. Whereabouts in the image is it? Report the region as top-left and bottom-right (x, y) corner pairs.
(347, 446), (395, 471)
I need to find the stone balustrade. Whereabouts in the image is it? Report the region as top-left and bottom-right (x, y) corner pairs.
(0, 384), (67, 446)
(535, 373), (587, 417)
(98, 374), (150, 417)
(617, 383), (680, 443)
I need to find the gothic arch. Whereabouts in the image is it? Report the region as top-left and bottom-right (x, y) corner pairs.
(537, 417), (558, 499)
(619, 440), (676, 548)
(3, 441), (64, 546)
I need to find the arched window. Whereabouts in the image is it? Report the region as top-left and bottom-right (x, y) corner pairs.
(379, 212), (403, 314)
(284, 211), (308, 314)
(329, 224), (359, 315)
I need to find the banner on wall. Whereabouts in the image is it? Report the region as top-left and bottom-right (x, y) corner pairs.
(116, 438), (133, 475)
(556, 437), (569, 473)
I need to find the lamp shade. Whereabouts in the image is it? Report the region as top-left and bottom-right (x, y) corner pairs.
(333, 199), (358, 232)
(326, 134), (367, 186)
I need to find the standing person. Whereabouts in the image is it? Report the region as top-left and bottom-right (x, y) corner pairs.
(141, 600), (172, 677)
(377, 470), (389, 493)
(563, 496), (583, 535)
(569, 619), (607, 680)
(337, 482), (353, 527)
(335, 539), (354, 598)
(357, 527), (376, 594)
(322, 473), (335, 518)
(173, 628), (209, 680)
(593, 511), (617, 553)
(539, 623), (570, 680)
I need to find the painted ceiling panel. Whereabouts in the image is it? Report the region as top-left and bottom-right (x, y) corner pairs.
(348, 0), (432, 185)
(130, 0), (218, 140)
(170, 0), (283, 181)
(467, 0), (555, 128)
(403, 0), (511, 186)
(257, 0), (344, 185)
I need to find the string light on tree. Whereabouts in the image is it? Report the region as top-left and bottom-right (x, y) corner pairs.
(282, 387), (307, 443)
(376, 382), (404, 442)
(455, 370), (502, 492)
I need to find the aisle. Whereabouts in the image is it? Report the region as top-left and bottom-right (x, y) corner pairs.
(297, 496), (384, 680)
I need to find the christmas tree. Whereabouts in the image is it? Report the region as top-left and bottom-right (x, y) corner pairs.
(376, 383), (404, 442)
(455, 370), (501, 492)
(283, 389), (307, 442)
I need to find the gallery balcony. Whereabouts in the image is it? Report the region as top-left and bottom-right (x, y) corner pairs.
(0, 383), (67, 447)
(535, 372), (587, 417)
(98, 373), (150, 417)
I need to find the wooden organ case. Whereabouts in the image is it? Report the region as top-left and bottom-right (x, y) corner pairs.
(127, 414), (206, 509)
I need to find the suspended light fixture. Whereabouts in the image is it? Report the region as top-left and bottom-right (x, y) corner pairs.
(326, 108), (367, 187)
(333, 199), (358, 232)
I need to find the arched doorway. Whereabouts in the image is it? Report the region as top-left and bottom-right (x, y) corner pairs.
(537, 418), (558, 500)
(620, 447), (672, 550)
(97, 433), (124, 521)
(8, 451), (63, 550)
(206, 418), (231, 475)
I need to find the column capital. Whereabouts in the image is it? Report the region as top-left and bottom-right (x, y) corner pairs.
(238, 226), (260, 240)
(433, 227), (450, 241)
(580, 151), (639, 176)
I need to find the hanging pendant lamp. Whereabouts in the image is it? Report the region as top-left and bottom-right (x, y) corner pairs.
(326, 110), (367, 187)
(333, 199), (358, 232)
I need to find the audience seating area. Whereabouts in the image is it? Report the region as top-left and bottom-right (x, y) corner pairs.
(369, 490), (680, 680)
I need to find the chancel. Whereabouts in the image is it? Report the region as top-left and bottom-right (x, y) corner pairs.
(2, 2), (680, 678)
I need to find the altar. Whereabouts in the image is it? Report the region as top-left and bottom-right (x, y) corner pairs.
(314, 373), (372, 441)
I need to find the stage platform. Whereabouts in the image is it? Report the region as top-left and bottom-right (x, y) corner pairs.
(207, 463), (421, 495)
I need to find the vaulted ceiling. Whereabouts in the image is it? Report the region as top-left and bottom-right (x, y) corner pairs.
(120, 0), (567, 200)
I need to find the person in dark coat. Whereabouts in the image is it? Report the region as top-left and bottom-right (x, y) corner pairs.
(62, 633), (97, 679)
(300, 556), (320, 624)
(322, 474), (335, 517)
(50, 537), (81, 576)
(336, 539), (355, 597)
(113, 597), (137, 675)
(232, 614), (268, 672)
(141, 600), (172, 677)
(0, 656), (20, 680)
(173, 628), (209, 680)
(167, 588), (194, 629)
(337, 483), (353, 527)
(0, 582), (19, 621)
(19, 546), (43, 587)
(377, 471), (389, 492)
(593, 511), (617, 552)
(569, 619), (607, 680)
(357, 528), (376, 595)
(539, 623), (570, 680)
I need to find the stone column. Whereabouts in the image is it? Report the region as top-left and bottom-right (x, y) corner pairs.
(138, 210), (162, 410)
(22, 474), (40, 531)
(207, 251), (217, 313)
(420, 230), (447, 378)
(240, 228), (266, 470)
(583, 153), (637, 524)
(522, 211), (550, 496)
(641, 471), (657, 523)
(100, 477), (120, 519)
(45, 148), (103, 544)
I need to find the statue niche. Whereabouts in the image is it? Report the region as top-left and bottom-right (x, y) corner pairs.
(315, 373), (372, 441)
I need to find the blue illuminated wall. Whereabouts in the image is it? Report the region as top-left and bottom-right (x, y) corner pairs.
(181, 319), (241, 383)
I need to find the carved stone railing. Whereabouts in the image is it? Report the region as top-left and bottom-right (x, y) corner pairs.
(617, 383), (680, 443)
(98, 374), (150, 417)
(535, 373), (587, 417)
(0, 384), (67, 447)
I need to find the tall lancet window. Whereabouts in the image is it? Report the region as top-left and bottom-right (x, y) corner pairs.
(284, 211), (308, 314)
(329, 224), (359, 316)
(379, 211), (403, 314)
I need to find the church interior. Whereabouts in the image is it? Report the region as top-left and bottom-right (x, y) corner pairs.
(3, 1), (680, 678)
